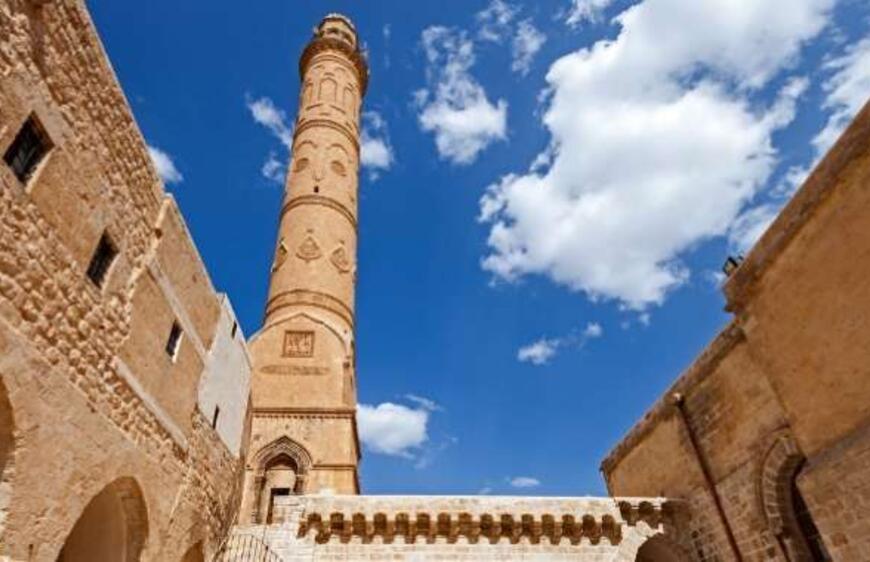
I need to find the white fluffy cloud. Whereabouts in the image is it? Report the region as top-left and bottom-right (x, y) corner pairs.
(247, 96), (294, 148)
(416, 26), (508, 165)
(814, 38), (870, 154)
(565, 0), (616, 26)
(517, 338), (560, 365)
(357, 396), (440, 459)
(517, 321), (603, 365)
(360, 111), (395, 180)
(260, 151), (284, 184)
(480, 0), (834, 310)
(147, 145), (183, 184)
(512, 20), (546, 75)
(508, 476), (541, 488)
(476, 0), (518, 43)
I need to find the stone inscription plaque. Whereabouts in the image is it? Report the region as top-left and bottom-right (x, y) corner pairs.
(283, 330), (314, 357)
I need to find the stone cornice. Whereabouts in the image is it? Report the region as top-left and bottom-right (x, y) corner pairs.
(724, 98), (870, 313)
(300, 37), (369, 95)
(600, 322), (746, 475)
(253, 407), (356, 418)
(296, 497), (678, 546)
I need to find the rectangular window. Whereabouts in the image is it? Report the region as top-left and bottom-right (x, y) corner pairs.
(3, 115), (51, 183)
(166, 321), (183, 360)
(86, 233), (118, 288)
(231, 320), (238, 339)
(211, 405), (220, 429)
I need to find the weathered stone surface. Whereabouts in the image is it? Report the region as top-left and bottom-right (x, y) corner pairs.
(603, 101), (870, 561)
(0, 0), (250, 559)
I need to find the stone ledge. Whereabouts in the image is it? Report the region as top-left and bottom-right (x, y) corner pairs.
(291, 496), (678, 547)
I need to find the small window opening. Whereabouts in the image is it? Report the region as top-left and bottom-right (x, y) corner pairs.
(86, 232), (118, 288)
(231, 321), (238, 339)
(211, 405), (220, 429)
(313, 185), (319, 193)
(3, 115), (51, 183)
(166, 321), (183, 360)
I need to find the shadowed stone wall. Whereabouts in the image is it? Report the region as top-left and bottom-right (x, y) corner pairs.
(603, 100), (870, 561)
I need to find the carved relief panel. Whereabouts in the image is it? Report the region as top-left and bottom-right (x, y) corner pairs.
(283, 330), (315, 357)
(299, 60), (361, 132)
(288, 135), (357, 201)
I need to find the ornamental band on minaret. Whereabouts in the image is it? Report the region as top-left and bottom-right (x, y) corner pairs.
(241, 14), (368, 522)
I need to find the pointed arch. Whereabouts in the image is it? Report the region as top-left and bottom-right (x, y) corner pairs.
(635, 534), (692, 562)
(759, 431), (830, 561)
(249, 436), (313, 524)
(57, 476), (149, 561)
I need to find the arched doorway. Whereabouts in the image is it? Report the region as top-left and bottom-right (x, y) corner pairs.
(263, 453), (299, 524)
(181, 541), (204, 562)
(57, 477), (148, 562)
(249, 436), (312, 524)
(760, 433), (831, 561)
(635, 535), (689, 562)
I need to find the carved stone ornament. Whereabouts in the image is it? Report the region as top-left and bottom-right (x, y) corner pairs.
(271, 239), (289, 272)
(283, 330), (315, 357)
(296, 229), (322, 262)
(330, 241), (352, 273)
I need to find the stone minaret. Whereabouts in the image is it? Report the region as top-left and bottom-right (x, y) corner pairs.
(242, 14), (367, 521)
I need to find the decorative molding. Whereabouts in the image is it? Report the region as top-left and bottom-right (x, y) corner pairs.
(293, 118), (360, 156)
(299, 37), (368, 95)
(299, 511), (624, 546)
(281, 195), (357, 231)
(265, 289), (354, 329)
(260, 365), (328, 376)
(252, 407), (356, 419)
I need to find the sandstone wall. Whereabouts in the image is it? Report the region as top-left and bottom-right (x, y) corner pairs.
(0, 0), (250, 559)
(603, 100), (870, 561)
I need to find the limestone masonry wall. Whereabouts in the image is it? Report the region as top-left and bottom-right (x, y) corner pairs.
(0, 0), (250, 560)
(603, 100), (870, 561)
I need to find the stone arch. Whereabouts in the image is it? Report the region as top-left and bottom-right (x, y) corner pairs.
(319, 76), (337, 103)
(180, 540), (204, 562)
(57, 476), (149, 562)
(0, 375), (15, 534)
(249, 436), (313, 524)
(759, 432), (829, 561)
(635, 534), (691, 562)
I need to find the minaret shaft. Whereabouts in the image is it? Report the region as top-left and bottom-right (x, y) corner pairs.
(242, 15), (367, 513)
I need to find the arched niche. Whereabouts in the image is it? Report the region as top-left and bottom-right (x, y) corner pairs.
(57, 477), (148, 562)
(635, 534), (691, 562)
(249, 436), (312, 524)
(760, 432), (831, 561)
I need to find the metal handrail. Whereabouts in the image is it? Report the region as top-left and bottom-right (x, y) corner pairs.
(212, 533), (284, 562)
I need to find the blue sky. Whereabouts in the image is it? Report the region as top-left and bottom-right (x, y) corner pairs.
(88, 0), (870, 496)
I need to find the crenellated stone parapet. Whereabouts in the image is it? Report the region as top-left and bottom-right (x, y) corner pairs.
(294, 495), (680, 547)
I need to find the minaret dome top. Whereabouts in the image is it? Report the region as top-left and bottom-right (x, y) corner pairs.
(316, 13), (359, 50)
